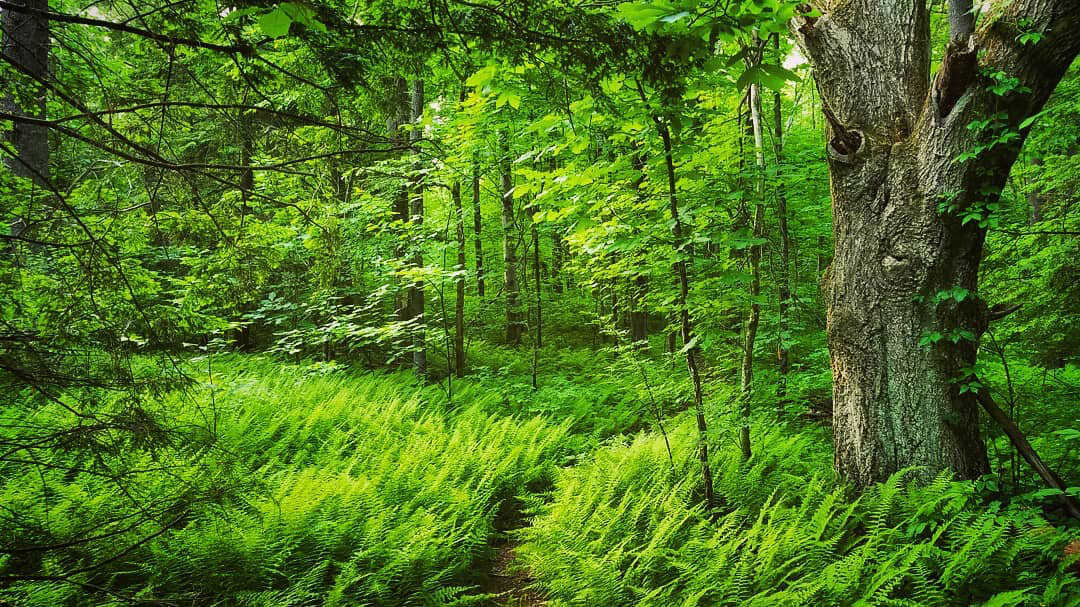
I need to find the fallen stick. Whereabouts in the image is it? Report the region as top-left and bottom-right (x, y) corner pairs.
(977, 385), (1080, 520)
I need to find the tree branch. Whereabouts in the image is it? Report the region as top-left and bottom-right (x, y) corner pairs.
(0, 1), (254, 54)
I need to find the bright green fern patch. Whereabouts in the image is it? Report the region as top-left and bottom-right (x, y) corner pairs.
(520, 418), (1080, 607)
(0, 357), (570, 606)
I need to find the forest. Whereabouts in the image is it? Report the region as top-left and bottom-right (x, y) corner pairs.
(1, 0), (1079, 605)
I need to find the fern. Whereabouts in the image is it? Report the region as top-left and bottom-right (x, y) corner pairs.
(521, 415), (1079, 607)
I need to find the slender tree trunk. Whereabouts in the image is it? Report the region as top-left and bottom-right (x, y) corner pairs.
(471, 165), (486, 298)
(2, 0), (49, 242)
(772, 34), (792, 417)
(239, 117), (254, 220)
(528, 199), (542, 348)
(627, 154), (649, 348)
(791, 0), (1080, 486)
(631, 274), (648, 347)
(453, 180), (466, 377)
(737, 81), (766, 461)
(652, 109), (714, 509)
(500, 133), (524, 345)
(236, 113), (256, 351)
(1026, 156), (1044, 224)
(407, 79), (427, 375)
(551, 233), (564, 293)
(388, 78), (410, 331)
(948, 0), (975, 43)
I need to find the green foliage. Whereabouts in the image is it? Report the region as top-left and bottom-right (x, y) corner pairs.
(2, 2), (1079, 606)
(521, 420), (1080, 607)
(0, 358), (570, 606)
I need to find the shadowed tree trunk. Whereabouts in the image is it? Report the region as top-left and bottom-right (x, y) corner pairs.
(500, 133), (524, 345)
(791, 0), (1080, 487)
(528, 197), (542, 348)
(772, 34), (792, 417)
(472, 164), (485, 297)
(2, 0), (49, 241)
(629, 154), (649, 348)
(643, 87), (714, 508)
(387, 77), (410, 332)
(630, 274), (648, 347)
(236, 112), (256, 351)
(551, 232), (564, 293)
(408, 79), (426, 376)
(453, 180), (466, 377)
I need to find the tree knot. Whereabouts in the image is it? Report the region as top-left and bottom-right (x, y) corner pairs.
(823, 105), (863, 164)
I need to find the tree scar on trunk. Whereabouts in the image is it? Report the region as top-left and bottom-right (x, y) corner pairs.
(934, 38), (978, 119)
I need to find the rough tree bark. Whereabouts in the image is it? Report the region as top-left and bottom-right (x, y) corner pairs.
(791, 0), (1080, 487)
(2, 0), (49, 240)
(500, 133), (524, 345)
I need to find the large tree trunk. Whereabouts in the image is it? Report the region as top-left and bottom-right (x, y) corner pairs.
(500, 133), (524, 345)
(792, 0), (1080, 487)
(2, 0), (49, 241)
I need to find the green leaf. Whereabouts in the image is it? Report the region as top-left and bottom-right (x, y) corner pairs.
(466, 64), (498, 88)
(660, 10), (690, 24)
(1019, 109), (1049, 130)
(759, 63), (802, 86)
(735, 65), (761, 91)
(258, 6), (292, 38)
(616, 3), (669, 30)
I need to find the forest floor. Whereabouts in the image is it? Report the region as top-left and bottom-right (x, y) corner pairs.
(481, 498), (547, 606)
(480, 535), (546, 606)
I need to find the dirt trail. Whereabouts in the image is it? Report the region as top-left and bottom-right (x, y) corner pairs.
(479, 534), (546, 607)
